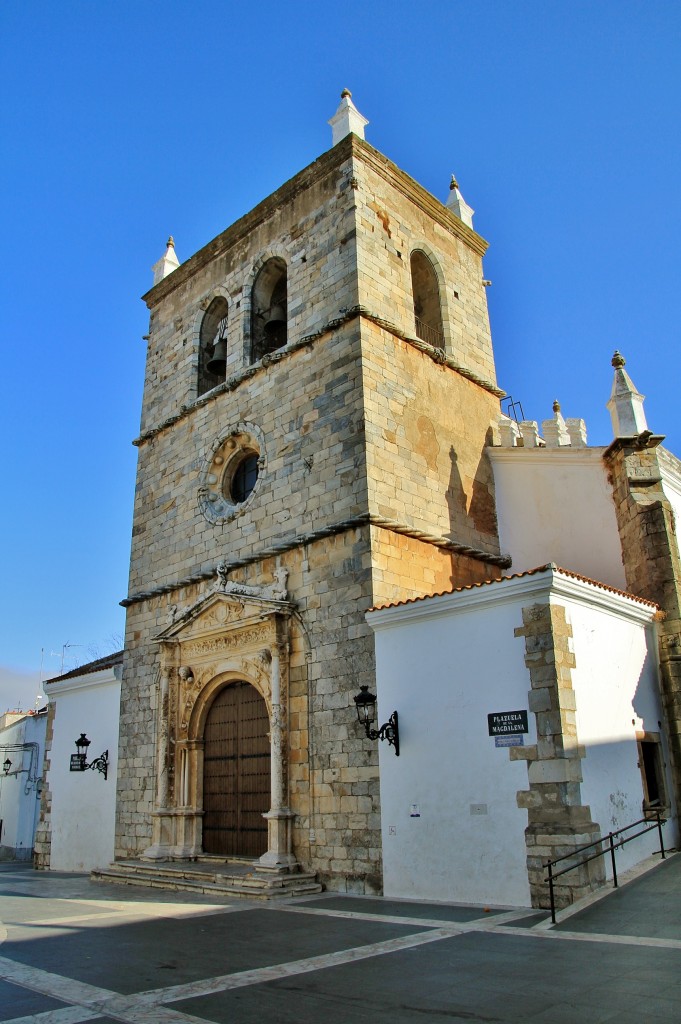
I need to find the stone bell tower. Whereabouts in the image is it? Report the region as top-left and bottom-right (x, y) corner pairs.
(116, 92), (507, 891)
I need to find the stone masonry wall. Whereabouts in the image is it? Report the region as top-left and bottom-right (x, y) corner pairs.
(33, 701), (56, 869)
(512, 602), (603, 910)
(362, 319), (501, 560)
(119, 525), (382, 891)
(139, 141), (359, 434)
(353, 140), (496, 385)
(606, 440), (681, 809)
(128, 321), (367, 599)
(118, 133), (505, 891)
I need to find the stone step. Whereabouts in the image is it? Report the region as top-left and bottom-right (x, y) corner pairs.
(91, 863), (322, 900)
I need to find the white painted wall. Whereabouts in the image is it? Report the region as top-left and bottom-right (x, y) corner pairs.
(46, 667), (120, 871)
(489, 447), (627, 589)
(566, 597), (678, 874)
(0, 712), (47, 861)
(369, 570), (677, 908)
(369, 582), (536, 908)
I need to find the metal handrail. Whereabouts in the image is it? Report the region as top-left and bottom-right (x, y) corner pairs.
(545, 811), (666, 923)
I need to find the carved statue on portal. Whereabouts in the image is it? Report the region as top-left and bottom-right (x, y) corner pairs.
(215, 562), (289, 601)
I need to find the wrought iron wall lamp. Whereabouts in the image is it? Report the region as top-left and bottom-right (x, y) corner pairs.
(72, 733), (109, 780)
(3, 758), (11, 775)
(353, 686), (399, 756)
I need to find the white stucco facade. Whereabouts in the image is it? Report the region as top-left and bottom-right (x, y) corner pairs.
(567, 594), (675, 875)
(368, 582), (537, 907)
(488, 447), (627, 589)
(0, 710), (47, 861)
(45, 661), (121, 871)
(368, 569), (678, 908)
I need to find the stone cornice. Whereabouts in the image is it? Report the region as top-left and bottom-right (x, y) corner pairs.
(142, 135), (488, 309)
(603, 434), (666, 459)
(45, 667), (120, 696)
(142, 137), (356, 308)
(367, 566), (657, 630)
(133, 306), (503, 447)
(487, 446), (608, 466)
(351, 136), (489, 257)
(122, 511), (509, 608)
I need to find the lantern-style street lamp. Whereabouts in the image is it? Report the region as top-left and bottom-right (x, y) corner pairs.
(71, 733), (109, 780)
(353, 686), (400, 756)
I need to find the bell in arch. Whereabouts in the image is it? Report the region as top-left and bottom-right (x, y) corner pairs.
(206, 338), (227, 375)
(206, 317), (228, 376)
(263, 303), (286, 344)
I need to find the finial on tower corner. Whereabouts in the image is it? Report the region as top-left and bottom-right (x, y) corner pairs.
(607, 351), (648, 438)
(552, 399), (561, 414)
(328, 89), (368, 146)
(446, 173), (474, 229)
(151, 235), (180, 285)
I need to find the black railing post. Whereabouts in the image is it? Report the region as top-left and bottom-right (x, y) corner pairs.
(609, 832), (618, 888)
(548, 860), (556, 924)
(657, 810), (666, 859)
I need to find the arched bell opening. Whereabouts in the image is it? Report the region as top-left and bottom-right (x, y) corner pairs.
(198, 297), (229, 396)
(201, 680), (271, 857)
(250, 257), (287, 363)
(410, 249), (445, 349)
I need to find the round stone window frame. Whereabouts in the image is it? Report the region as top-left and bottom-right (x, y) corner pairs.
(198, 423), (266, 525)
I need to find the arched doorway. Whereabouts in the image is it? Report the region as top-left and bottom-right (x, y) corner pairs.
(202, 681), (270, 857)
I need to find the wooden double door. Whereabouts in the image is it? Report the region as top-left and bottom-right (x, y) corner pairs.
(202, 681), (270, 857)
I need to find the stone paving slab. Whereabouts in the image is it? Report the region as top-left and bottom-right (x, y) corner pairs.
(555, 852), (681, 939)
(0, 978), (69, 1021)
(2, 904), (426, 996)
(168, 929), (681, 1024)
(1, 865), (680, 1024)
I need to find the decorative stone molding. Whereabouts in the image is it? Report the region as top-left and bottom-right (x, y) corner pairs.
(198, 422), (266, 525)
(143, 578), (297, 868)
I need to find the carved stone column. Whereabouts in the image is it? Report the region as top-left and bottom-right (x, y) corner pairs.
(259, 627), (297, 871)
(143, 643), (178, 860)
(171, 738), (203, 858)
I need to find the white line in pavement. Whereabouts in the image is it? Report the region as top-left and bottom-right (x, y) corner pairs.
(133, 927), (459, 1006)
(2, 1008), (103, 1024)
(272, 903), (542, 931)
(0, 928), (455, 1024)
(499, 924), (681, 949)
(2, 911), (679, 1024)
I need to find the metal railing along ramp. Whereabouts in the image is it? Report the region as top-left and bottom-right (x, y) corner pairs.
(545, 811), (667, 924)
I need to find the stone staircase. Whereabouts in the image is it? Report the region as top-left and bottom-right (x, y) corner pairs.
(91, 858), (322, 900)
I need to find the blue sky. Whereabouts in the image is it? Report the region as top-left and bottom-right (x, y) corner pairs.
(1, 1), (679, 706)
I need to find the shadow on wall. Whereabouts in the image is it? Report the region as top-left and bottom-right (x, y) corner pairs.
(446, 433), (497, 540)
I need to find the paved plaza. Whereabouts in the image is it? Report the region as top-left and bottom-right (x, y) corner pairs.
(1, 854), (679, 1023)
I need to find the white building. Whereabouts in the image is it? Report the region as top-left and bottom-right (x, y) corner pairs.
(34, 651), (122, 872)
(368, 358), (681, 909)
(0, 708), (47, 861)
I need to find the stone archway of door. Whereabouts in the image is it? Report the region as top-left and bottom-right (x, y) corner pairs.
(202, 680), (271, 858)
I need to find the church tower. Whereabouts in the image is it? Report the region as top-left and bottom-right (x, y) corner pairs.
(117, 94), (507, 891)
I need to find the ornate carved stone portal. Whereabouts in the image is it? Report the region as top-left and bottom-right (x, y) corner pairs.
(142, 576), (298, 871)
